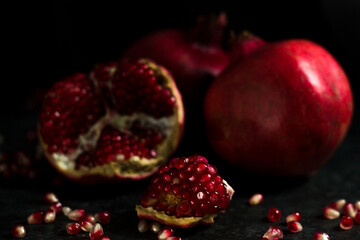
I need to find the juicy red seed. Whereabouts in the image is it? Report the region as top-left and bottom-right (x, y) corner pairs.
(11, 224), (26, 238)
(99, 236), (110, 240)
(44, 209), (56, 223)
(95, 211), (110, 224)
(355, 200), (360, 211)
(313, 232), (330, 240)
(340, 216), (353, 230)
(158, 227), (174, 240)
(322, 206), (340, 219)
(263, 226), (283, 239)
(90, 223), (104, 240)
(68, 208), (86, 220)
(343, 203), (356, 218)
(62, 206), (72, 216)
(43, 192), (59, 204)
(167, 237), (182, 240)
(249, 193), (263, 206)
(329, 199), (346, 211)
(286, 211), (301, 223)
(27, 210), (44, 224)
(78, 214), (95, 232)
(268, 208), (281, 222)
(354, 211), (360, 224)
(138, 219), (148, 233)
(287, 221), (303, 233)
(66, 222), (81, 235)
(50, 201), (63, 213)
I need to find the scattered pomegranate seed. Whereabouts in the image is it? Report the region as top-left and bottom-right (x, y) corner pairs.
(50, 201), (63, 213)
(138, 219), (148, 233)
(62, 206), (72, 216)
(263, 226), (283, 240)
(340, 216), (353, 230)
(149, 222), (161, 233)
(27, 210), (44, 224)
(267, 208), (281, 222)
(99, 236), (110, 240)
(322, 206), (340, 220)
(78, 214), (95, 232)
(44, 208), (56, 223)
(43, 192), (59, 204)
(328, 199), (346, 211)
(95, 211), (110, 224)
(158, 227), (174, 240)
(66, 222), (81, 235)
(355, 211), (360, 224)
(89, 223), (104, 240)
(11, 224), (26, 238)
(167, 237), (182, 240)
(287, 221), (303, 233)
(68, 208), (86, 220)
(249, 193), (263, 205)
(343, 203), (356, 218)
(355, 200), (360, 211)
(286, 211), (301, 223)
(313, 232), (330, 240)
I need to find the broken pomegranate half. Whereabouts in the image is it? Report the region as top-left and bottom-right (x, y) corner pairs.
(38, 59), (184, 182)
(136, 154), (234, 228)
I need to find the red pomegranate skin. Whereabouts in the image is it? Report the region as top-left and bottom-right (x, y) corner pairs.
(122, 30), (229, 101)
(204, 39), (353, 176)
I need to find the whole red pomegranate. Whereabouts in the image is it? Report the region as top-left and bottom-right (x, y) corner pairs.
(38, 59), (184, 183)
(204, 36), (353, 177)
(122, 13), (229, 103)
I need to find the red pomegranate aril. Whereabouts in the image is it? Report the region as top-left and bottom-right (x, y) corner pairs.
(99, 236), (110, 240)
(355, 200), (360, 211)
(263, 226), (283, 240)
(95, 211), (110, 224)
(11, 224), (26, 238)
(78, 214), (95, 232)
(90, 223), (104, 240)
(43, 192), (59, 204)
(149, 222), (161, 233)
(158, 227), (174, 240)
(322, 206), (340, 220)
(268, 208), (281, 222)
(286, 211), (301, 223)
(66, 222), (81, 235)
(313, 232), (330, 240)
(50, 201), (63, 213)
(44, 208), (56, 223)
(249, 193), (263, 205)
(62, 206), (72, 216)
(328, 199), (346, 211)
(355, 211), (360, 224)
(343, 203), (356, 218)
(287, 221), (303, 233)
(138, 219), (148, 233)
(340, 216), (353, 230)
(68, 208), (86, 220)
(167, 237), (182, 240)
(27, 210), (44, 224)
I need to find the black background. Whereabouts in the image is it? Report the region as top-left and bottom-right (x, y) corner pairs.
(1, 1), (360, 239)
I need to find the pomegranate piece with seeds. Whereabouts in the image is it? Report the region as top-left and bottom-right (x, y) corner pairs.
(136, 154), (234, 228)
(38, 59), (184, 182)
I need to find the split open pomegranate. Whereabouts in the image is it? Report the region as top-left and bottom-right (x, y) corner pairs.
(38, 59), (184, 182)
(136, 154), (234, 228)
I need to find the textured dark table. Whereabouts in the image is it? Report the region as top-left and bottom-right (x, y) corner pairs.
(0, 116), (359, 240)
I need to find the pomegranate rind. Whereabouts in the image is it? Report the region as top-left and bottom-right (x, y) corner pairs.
(38, 59), (184, 183)
(136, 180), (234, 228)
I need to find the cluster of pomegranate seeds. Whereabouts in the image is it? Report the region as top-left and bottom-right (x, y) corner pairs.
(140, 155), (232, 218)
(112, 61), (176, 118)
(39, 73), (105, 154)
(268, 208), (281, 222)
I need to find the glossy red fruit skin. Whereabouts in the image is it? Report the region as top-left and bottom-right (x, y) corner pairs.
(204, 39), (353, 176)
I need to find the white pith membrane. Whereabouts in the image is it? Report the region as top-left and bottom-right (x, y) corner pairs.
(136, 180), (234, 228)
(41, 59), (184, 180)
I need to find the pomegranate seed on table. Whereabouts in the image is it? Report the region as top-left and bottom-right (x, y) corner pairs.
(313, 232), (330, 240)
(27, 210), (44, 224)
(322, 206), (340, 219)
(263, 226), (283, 239)
(328, 199), (346, 211)
(149, 222), (161, 233)
(355, 211), (360, 224)
(249, 193), (263, 205)
(343, 203), (356, 218)
(44, 208), (56, 223)
(95, 211), (110, 224)
(287, 221), (303, 233)
(158, 227), (174, 240)
(355, 200), (360, 211)
(11, 224), (26, 238)
(340, 216), (354, 230)
(267, 208), (281, 222)
(68, 208), (86, 220)
(78, 214), (95, 232)
(66, 222), (81, 235)
(286, 211), (301, 223)
(89, 223), (104, 240)
(62, 206), (72, 216)
(43, 192), (59, 204)
(167, 237), (182, 240)
(49, 201), (62, 213)
(138, 219), (148, 233)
